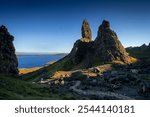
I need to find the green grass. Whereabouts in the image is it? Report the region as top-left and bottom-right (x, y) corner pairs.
(22, 56), (74, 81)
(0, 74), (78, 100)
(46, 57), (74, 74)
(126, 46), (150, 62)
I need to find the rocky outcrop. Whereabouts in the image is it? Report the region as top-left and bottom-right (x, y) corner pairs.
(69, 19), (94, 68)
(69, 40), (94, 64)
(94, 20), (131, 63)
(0, 25), (18, 74)
(81, 19), (92, 42)
(67, 19), (133, 70)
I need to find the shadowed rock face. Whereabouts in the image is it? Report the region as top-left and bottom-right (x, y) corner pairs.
(70, 40), (94, 65)
(69, 19), (94, 67)
(0, 25), (18, 74)
(94, 20), (131, 63)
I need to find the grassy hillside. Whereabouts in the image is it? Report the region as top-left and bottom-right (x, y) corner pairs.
(0, 74), (78, 99)
(126, 44), (150, 62)
(22, 56), (74, 81)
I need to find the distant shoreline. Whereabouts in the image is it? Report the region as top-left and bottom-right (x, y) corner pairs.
(17, 53), (68, 56)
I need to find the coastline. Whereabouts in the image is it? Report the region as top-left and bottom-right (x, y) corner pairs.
(19, 60), (57, 75)
(16, 53), (68, 56)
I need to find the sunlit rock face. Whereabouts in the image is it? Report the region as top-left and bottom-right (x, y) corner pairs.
(94, 20), (131, 63)
(81, 19), (92, 42)
(0, 25), (18, 74)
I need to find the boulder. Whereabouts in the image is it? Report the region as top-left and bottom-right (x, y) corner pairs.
(130, 69), (138, 74)
(139, 81), (150, 94)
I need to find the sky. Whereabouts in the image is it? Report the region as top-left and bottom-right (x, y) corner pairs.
(0, 0), (150, 53)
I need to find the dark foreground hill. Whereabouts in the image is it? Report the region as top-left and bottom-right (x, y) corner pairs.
(0, 25), (18, 74)
(0, 74), (80, 99)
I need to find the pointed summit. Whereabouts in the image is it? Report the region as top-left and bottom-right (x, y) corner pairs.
(0, 25), (8, 32)
(81, 19), (92, 42)
(101, 20), (110, 29)
(94, 20), (132, 63)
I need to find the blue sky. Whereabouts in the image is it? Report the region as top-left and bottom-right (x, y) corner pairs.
(0, 0), (150, 53)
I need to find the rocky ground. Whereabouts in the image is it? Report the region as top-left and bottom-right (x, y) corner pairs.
(37, 61), (150, 100)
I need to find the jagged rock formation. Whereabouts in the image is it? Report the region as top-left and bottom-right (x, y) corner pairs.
(0, 25), (18, 74)
(62, 19), (133, 70)
(94, 20), (132, 63)
(69, 19), (94, 68)
(81, 19), (92, 42)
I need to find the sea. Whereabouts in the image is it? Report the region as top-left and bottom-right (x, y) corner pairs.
(17, 55), (64, 68)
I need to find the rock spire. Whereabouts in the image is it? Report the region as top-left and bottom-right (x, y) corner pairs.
(94, 20), (131, 63)
(81, 19), (92, 42)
